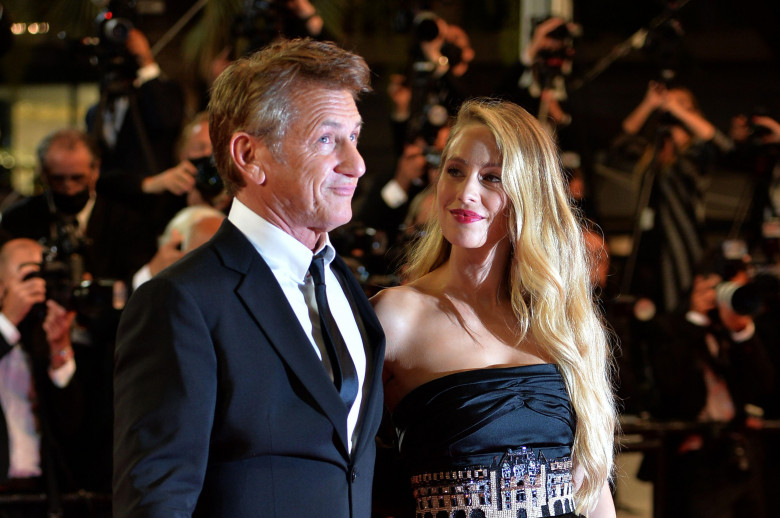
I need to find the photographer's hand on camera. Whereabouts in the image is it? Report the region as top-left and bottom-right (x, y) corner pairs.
(717, 301), (754, 335)
(736, 114), (780, 145)
(43, 299), (75, 370)
(525, 17), (570, 65)
(125, 28), (155, 70)
(689, 274), (755, 335)
(1, 265), (46, 327)
(689, 273), (720, 316)
(141, 160), (197, 196)
(622, 81), (667, 135)
(662, 87), (716, 141)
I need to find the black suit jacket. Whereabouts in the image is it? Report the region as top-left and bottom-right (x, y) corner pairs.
(113, 219), (386, 518)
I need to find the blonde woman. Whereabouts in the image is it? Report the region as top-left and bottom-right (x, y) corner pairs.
(372, 99), (616, 517)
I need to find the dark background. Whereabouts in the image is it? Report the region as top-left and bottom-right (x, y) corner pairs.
(0, 0), (778, 234)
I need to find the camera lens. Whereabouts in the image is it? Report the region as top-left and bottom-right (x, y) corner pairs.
(103, 18), (132, 44)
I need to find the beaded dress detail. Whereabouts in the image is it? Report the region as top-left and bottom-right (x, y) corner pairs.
(392, 364), (579, 518)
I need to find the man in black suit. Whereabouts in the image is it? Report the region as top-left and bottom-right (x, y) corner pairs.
(113, 38), (385, 517)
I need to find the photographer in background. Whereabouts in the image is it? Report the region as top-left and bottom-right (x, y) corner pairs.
(351, 124), (448, 283)
(608, 81), (732, 314)
(85, 21), (186, 268)
(725, 111), (780, 260)
(87, 23), (183, 191)
(0, 129), (143, 497)
(386, 11), (474, 156)
(233, 0), (329, 57)
(0, 238), (83, 517)
(642, 242), (773, 517)
(166, 111), (230, 212)
(1, 128), (147, 282)
(130, 112), (230, 290)
(496, 16), (578, 146)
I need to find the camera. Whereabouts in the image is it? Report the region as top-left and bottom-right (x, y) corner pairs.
(28, 216), (127, 321)
(532, 17), (577, 82)
(546, 22), (571, 41)
(190, 155), (224, 202)
(715, 281), (764, 316)
(24, 259), (126, 321)
(96, 10), (133, 46)
(657, 110), (682, 128)
(89, 0), (138, 85)
(747, 106), (774, 146)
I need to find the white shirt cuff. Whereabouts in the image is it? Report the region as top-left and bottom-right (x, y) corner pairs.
(135, 62), (161, 87)
(730, 320), (755, 343)
(381, 180), (409, 209)
(0, 312), (21, 346)
(685, 311), (710, 327)
(133, 264), (153, 291)
(49, 357), (76, 388)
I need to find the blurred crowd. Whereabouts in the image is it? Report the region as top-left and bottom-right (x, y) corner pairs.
(0, 2), (779, 517)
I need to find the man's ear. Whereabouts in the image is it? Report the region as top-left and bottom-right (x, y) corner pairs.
(230, 132), (266, 184)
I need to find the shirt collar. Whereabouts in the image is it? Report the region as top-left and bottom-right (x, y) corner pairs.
(228, 198), (334, 283)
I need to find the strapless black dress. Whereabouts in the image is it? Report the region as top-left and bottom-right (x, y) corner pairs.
(392, 364), (580, 518)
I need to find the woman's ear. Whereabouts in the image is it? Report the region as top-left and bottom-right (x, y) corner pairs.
(229, 132), (265, 184)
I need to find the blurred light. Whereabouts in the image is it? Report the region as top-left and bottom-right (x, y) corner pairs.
(105, 11), (113, 20)
(10, 22), (50, 36)
(0, 152), (15, 170)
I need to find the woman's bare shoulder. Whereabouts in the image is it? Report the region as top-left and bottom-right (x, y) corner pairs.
(371, 284), (431, 323)
(371, 283), (440, 356)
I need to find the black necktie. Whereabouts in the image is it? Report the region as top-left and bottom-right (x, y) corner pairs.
(309, 251), (359, 409)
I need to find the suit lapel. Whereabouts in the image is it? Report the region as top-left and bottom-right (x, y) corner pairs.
(211, 221), (351, 452)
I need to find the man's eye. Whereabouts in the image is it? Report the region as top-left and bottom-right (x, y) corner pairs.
(319, 135), (332, 144)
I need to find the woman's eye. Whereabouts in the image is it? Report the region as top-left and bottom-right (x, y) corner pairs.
(482, 174), (502, 183)
(319, 135), (332, 144)
(446, 167), (462, 177)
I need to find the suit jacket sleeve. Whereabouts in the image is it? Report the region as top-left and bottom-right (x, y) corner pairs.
(113, 276), (216, 518)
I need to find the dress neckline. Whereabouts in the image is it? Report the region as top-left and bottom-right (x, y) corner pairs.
(395, 363), (560, 412)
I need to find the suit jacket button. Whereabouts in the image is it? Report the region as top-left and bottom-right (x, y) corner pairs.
(351, 468), (358, 482)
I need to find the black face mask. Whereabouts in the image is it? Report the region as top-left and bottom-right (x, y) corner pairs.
(51, 189), (90, 215)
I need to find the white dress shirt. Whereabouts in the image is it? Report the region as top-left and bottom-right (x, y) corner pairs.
(0, 313), (75, 478)
(228, 199), (367, 451)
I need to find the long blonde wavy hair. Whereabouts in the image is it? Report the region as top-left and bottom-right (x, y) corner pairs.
(405, 99), (617, 514)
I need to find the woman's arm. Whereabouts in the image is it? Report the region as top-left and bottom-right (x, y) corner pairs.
(589, 481), (616, 518)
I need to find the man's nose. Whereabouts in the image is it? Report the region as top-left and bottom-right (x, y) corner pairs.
(336, 144), (366, 178)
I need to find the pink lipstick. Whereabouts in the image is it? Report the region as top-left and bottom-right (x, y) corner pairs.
(450, 209), (484, 223)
